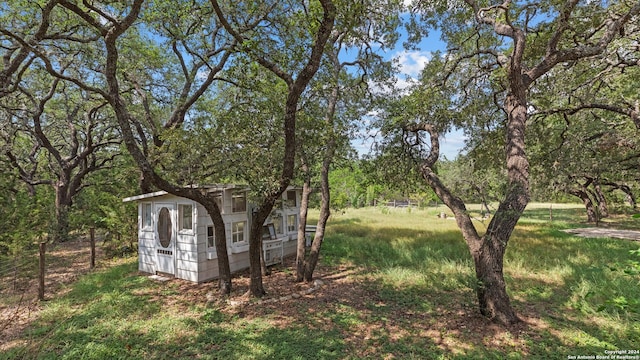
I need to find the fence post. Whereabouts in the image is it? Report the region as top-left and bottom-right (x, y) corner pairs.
(12, 255), (18, 291)
(38, 242), (45, 301)
(90, 227), (96, 269)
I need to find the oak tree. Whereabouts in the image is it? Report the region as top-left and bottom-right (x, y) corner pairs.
(400, 0), (640, 325)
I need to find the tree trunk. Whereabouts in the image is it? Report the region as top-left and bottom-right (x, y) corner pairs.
(412, 88), (527, 326)
(304, 202), (329, 281)
(304, 137), (334, 282)
(202, 200), (232, 295)
(248, 205), (272, 297)
(568, 188), (598, 223)
(421, 159), (521, 325)
(621, 186), (637, 210)
(296, 164), (312, 282)
(139, 171), (154, 193)
(603, 182), (637, 210)
(467, 90), (529, 326)
(302, 54), (339, 281)
(53, 184), (72, 243)
(473, 231), (518, 324)
(626, 192), (636, 210)
(56, 0), (235, 295)
(592, 182), (609, 218)
(617, 185), (636, 210)
(211, 0), (335, 298)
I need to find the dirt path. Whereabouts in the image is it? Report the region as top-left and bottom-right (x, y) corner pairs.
(563, 227), (640, 241)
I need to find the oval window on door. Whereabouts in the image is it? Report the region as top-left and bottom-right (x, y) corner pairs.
(157, 207), (172, 248)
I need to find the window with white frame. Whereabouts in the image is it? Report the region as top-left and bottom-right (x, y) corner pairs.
(232, 221), (246, 244)
(285, 190), (297, 207)
(178, 204), (193, 231)
(142, 203), (152, 230)
(272, 213), (283, 235)
(232, 191), (246, 213)
(207, 225), (216, 249)
(287, 214), (297, 233)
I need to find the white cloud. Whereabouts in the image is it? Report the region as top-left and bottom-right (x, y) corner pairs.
(395, 50), (431, 78)
(393, 77), (419, 92)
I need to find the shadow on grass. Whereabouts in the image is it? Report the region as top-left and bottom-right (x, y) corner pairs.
(189, 314), (346, 359)
(5, 260), (349, 360)
(506, 226), (640, 354)
(323, 217), (640, 358)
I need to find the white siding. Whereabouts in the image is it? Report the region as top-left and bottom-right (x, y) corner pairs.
(174, 200), (198, 282)
(176, 267), (198, 282)
(283, 239), (297, 258)
(138, 202), (156, 274)
(229, 251), (251, 273)
(198, 258), (219, 282)
(132, 187), (303, 283)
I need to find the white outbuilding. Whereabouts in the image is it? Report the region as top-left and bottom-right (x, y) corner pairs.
(123, 185), (301, 282)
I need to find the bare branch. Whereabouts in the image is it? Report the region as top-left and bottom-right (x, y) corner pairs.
(210, 0), (294, 84)
(0, 0), (58, 97)
(535, 102), (639, 127)
(527, 2), (640, 85)
(547, 0), (580, 55)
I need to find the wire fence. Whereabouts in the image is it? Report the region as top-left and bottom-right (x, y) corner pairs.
(0, 251), (40, 338)
(0, 254), (38, 294)
(0, 230), (111, 339)
(374, 199), (422, 208)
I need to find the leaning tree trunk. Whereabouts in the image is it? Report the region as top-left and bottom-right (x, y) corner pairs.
(568, 188), (598, 223)
(301, 59), (339, 282)
(447, 0), (640, 326)
(627, 192), (637, 210)
(422, 159), (521, 324)
(616, 184), (637, 210)
(603, 182), (637, 210)
(212, 0), (336, 298)
(473, 235), (513, 322)
(592, 182), (609, 218)
(623, 188), (637, 210)
(469, 90), (530, 326)
(613, 184), (638, 210)
(296, 161), (312, 282)
(304, 135), (334, 282)
(409, 90), (528, 326)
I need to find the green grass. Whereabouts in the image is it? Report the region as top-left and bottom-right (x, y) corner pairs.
(4, 260), (344, 360)
(3, 204), (640, 359)
(322, 206), (640, 356)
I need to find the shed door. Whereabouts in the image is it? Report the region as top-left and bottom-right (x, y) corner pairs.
(155, 203), (176, 275)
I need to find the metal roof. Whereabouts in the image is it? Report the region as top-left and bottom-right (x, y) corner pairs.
(122, 184), (245, 202)
(122, 184), (301, 202)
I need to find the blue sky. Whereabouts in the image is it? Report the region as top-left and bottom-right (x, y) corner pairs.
(350, 15), (467, 160)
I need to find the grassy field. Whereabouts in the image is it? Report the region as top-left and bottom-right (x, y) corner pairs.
(2, 204), (639, 359)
